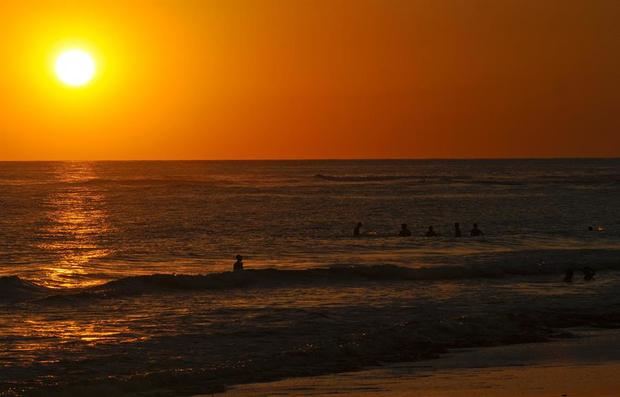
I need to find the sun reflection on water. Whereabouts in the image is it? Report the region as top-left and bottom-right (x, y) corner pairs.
(36, 162), (112, 288)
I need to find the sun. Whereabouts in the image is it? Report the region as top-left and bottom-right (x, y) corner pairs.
(54, 49), (96, 87)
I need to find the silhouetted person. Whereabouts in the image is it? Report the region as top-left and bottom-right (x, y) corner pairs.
(425, 226), (438, 237)
(563, 268), (574, 283)
(233, 255), (244, 272)
(399, 223), (411, 237)
(454, 222), (462, 237)
(583, 266), (596, 281)
(470, 223), (484, 236)
(353, 222), (363, 237)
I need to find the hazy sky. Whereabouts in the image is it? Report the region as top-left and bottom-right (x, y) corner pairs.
(1, 0), (619, 160)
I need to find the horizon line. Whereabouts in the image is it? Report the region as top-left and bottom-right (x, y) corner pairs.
(0, 156), (619, 162)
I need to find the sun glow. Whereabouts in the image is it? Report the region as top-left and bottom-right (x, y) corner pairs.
(54, 49), (96, 87)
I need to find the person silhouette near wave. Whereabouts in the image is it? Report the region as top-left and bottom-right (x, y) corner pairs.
(425, 226), (438, 237)
(470, 223), (484, 237)
(233, 255), (244, 272)
(454, 222), (462, 237)
(399, 224), (411, 237)
(564, 268), (574, 282)
(583, 266), (595, 281)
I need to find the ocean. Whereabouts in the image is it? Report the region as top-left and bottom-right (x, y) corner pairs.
(1, 159), (619, 395)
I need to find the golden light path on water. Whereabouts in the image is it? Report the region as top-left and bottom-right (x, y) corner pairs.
(36, 162), (112, 289)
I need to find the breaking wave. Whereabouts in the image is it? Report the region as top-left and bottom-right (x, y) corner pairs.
(0, 276), (49, 301)
(4, 258), (620, 303)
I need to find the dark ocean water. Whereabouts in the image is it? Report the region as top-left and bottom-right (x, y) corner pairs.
(1, 159), (619, 395)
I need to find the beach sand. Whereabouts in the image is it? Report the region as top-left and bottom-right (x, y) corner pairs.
(218, 328), (620, 396)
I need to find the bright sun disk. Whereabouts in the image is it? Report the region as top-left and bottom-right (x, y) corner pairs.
(54, 49), (96, 87)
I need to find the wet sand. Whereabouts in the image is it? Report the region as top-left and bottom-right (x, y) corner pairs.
(218, 328), (620, 396)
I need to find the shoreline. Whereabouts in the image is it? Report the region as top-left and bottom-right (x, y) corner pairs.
(217, 328), (620, 396)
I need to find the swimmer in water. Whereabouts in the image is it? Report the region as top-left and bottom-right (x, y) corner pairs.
(425, 226), (438, 237)
(399, 224), (412, 237)
(353, 222), (363, 237)
(233, 255), (244, 272)
(470, 223), (484, 237)
(583, 266), (596, 281)
(563, 268), (574, 283)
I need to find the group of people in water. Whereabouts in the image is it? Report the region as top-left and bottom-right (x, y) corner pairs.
(233, 223), (598, 282)
(354, 222), (484, 238)
(564, 266), (596, 282)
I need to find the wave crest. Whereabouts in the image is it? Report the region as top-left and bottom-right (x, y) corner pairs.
(0, 276), (50, 301)
(0, 259), (612, 303)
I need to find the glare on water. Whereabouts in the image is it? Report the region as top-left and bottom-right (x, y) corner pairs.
(35, 163), (112, 288)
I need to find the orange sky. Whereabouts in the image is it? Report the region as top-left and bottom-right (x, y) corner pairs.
(1, 0), (619, 160)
